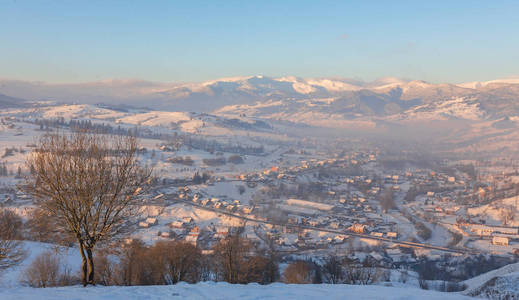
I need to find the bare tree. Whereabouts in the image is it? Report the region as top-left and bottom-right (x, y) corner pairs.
(24, 131), (151, 286)
(500, 205), (516, 226)
(213, 229), (251, 283)
(261, 234), (280, 284)
(343, 258), (380, 285)
(253, 225), (280, 283)
(93, 250), (118, 286)
(380, 188), (395, 213)
(116, 239), (150, 286)
(0, 209), (26, 272)
(322, 254), (344, 284)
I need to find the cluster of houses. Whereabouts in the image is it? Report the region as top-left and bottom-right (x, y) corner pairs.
(463, 224), (519, 246)
(232, 150), (379, 188)
(143, 147), (519, 255)
(404, 167), (519, 251)
(193, 196), (254, 215)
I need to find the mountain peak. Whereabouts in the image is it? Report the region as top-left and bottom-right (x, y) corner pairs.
(457, 77), (519, 89)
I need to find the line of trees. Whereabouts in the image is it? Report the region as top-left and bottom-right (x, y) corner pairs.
(20, 230), (280, 288)
(19, 229), (397, 288)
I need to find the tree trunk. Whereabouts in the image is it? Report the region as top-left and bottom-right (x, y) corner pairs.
(78, 240), (88, 287)
(86, 247), (95, 285)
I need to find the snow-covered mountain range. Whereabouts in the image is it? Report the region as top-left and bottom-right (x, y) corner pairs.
(2, 76), (519, 145)
(2, 76), (519, 122)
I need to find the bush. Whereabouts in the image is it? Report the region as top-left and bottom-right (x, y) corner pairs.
(69, 235), (280, 287)
(114, 239), (151, 286)
(212, 231), (278, 284)
(283, 261), (313, 284)
(21, 251), (77, 287)
(104, 239), (205, 286)
(150, 241), (202, 284)
(228, 155), (244, 164)
(167, 156), (194, 166)
(94, 250), (118, 286)
(242, 255), (270, 284)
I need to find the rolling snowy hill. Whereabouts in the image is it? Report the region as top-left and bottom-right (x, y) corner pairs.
(462, 262), (519, 298)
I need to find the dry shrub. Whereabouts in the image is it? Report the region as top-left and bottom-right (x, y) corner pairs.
(150, 240), (202, 284)
(104, 239), (204, 286)
(91, 235), (280, 286)
(212, 231), (279, 284)
(93, 250), (118, 286)
(283, 260), (313, 284)
(21, 251), (77, 287)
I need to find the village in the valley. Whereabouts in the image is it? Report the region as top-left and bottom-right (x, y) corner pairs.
(2, 104), (519, 266)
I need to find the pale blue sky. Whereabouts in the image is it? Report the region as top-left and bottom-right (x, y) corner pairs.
(1, 0), (518, 83)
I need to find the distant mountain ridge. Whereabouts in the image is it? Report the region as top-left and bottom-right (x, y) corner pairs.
(1, 76), (519, 124)
(0, 93), (26, 108)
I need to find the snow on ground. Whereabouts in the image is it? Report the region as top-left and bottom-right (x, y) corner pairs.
(1, 104), (128, 121)
(462, 262), (519, 298)
(462, 262), (519, 295)
(116, 111), (191, 128)
(394, 97), (485, 121)
(469, 271), (519, 298)
(466, 195), (519, 226)
(457, 78), (519, 89)
(41, 104), (127, 120)
(0, 282), (477, 300)
(0, 243), (478, 299)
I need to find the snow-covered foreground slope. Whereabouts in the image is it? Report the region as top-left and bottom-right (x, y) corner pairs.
(0, 282), (477, 300)
(462, 262), (519, 297)
(0, 241), (476, 300)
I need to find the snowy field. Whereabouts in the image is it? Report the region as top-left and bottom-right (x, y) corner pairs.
(0, 282), (477, 300)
